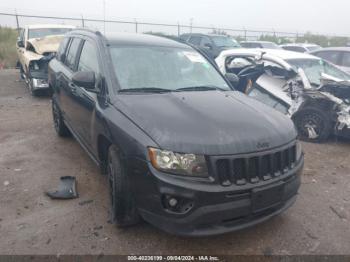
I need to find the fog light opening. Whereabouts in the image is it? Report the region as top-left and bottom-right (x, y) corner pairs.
(162, 195), (194, 214)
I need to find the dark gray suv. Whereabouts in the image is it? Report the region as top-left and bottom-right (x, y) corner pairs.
(48, 29), (303, 236)
(180, 33), (240, 59)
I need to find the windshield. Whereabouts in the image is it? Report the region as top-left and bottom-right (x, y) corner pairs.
(28, 28), (72, 39)
(109, 46), (231, 92)
(286, 58), (350, 85)
(248, 84), (289, 114)
(211, 36), (240, 48)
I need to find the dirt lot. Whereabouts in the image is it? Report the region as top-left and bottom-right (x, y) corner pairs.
(0, 69), (350, 255)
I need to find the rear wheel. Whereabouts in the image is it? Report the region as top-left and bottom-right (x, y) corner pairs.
(19, 65), (25, 80)
(52, 101), (70, 137)
(107, 145), (140, 227)
(294, 108), (332, 143)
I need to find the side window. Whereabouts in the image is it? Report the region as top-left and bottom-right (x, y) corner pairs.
(200, 37), (212, 48)
(65, 38), (82, 71)
(77, 41), (100, 75)
(188, 36), (201, 45)
(340, 52), (350, 67)
(316, 51), (340, 64)
(56, 37), (70, 62)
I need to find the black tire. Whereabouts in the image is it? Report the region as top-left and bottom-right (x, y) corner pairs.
(19, 65), (25, 80)
(294, 107), (332, 143)
(107, 145), (140, 227)
(52, 101), (71, 137)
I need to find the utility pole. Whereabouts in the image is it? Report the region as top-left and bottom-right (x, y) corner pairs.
(190, 18), (193, 33)
(15, 9), (20, 32)
(103, 0), (106, 34)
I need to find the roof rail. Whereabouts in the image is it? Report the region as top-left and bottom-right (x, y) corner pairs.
(73, 27), (103, 36)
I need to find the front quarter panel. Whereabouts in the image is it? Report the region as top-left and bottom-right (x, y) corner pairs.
(94, 104), (159, 161)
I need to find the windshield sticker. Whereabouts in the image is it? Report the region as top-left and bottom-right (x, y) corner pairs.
(183, 51), (207, 63)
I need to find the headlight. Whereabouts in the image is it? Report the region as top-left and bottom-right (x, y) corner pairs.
(296, 140), (303, 161)
(148, 147), (208, 177)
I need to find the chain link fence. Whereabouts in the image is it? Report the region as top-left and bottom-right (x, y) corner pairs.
(0, 11), (302, 41)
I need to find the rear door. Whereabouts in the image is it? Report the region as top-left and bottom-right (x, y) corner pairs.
(59, 37), (83, 132)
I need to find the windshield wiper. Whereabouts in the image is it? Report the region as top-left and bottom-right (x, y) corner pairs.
(119, 87), (175, 93)
(176, 85), (228, 92)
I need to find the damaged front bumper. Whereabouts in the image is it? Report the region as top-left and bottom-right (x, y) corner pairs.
(31, 78), (49, 90)
(335, 105), (350, 137)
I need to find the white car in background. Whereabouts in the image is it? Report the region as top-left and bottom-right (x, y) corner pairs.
(16, 24), (75, 95)
(215, 49), (350, 142)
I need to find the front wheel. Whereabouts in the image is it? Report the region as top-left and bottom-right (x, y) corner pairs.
(294, 108), (332, 143)
(107, 145), (140, 227)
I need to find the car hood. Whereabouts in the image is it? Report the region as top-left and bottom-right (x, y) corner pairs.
(114, 91), (297, 155)
(27, 35), (64, 55)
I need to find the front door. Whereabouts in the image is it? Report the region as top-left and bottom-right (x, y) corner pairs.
(69, 39), (103, 149)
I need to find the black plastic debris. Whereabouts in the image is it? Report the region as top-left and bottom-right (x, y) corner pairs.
(46, 176), (78, 200)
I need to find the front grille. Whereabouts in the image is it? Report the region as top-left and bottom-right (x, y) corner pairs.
(213, 144), (297, 186)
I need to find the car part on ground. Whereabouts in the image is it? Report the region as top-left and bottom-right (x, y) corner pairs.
(48, 29), (302, 236)
(46, 176), (78, 199)
(216, 48), (350, 143)
(16, 24), (75, 96)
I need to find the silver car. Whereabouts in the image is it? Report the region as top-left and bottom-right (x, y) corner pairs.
(216, 49), (350, 143)
(310, 47), (350, 74)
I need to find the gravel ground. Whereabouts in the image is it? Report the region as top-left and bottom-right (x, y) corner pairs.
(0, 69), (349, 255)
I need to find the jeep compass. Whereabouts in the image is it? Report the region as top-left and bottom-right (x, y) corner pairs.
(48, 29), (304, 236)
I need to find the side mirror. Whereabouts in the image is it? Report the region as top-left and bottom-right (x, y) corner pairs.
(225, 73), (239, 87)
(59, 53), (66, 62)
(204, 43), (213, 50)
(17, 40), (24, 48)
(72, 71), (96, 90)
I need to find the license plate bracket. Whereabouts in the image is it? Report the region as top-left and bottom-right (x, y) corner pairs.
(251, 182), (285, 213)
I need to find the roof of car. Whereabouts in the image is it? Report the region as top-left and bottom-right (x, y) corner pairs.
(104, 32), (191, 48)
(311, 46), (350, 52)
(281, 43), (320, 48)
(26, 24), (76, 29)
(218, 48), (320, 61)
(240, 41), (275, 44)
(180, 33), (230, 37)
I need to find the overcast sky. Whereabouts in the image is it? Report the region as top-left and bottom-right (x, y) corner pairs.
(0, 0), (349, 36)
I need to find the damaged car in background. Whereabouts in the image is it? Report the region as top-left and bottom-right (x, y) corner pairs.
(16, 24), (75, 95)
(216, 49), (350, 142)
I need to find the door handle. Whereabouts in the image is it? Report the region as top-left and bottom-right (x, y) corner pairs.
(68, 82), (77, 93)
